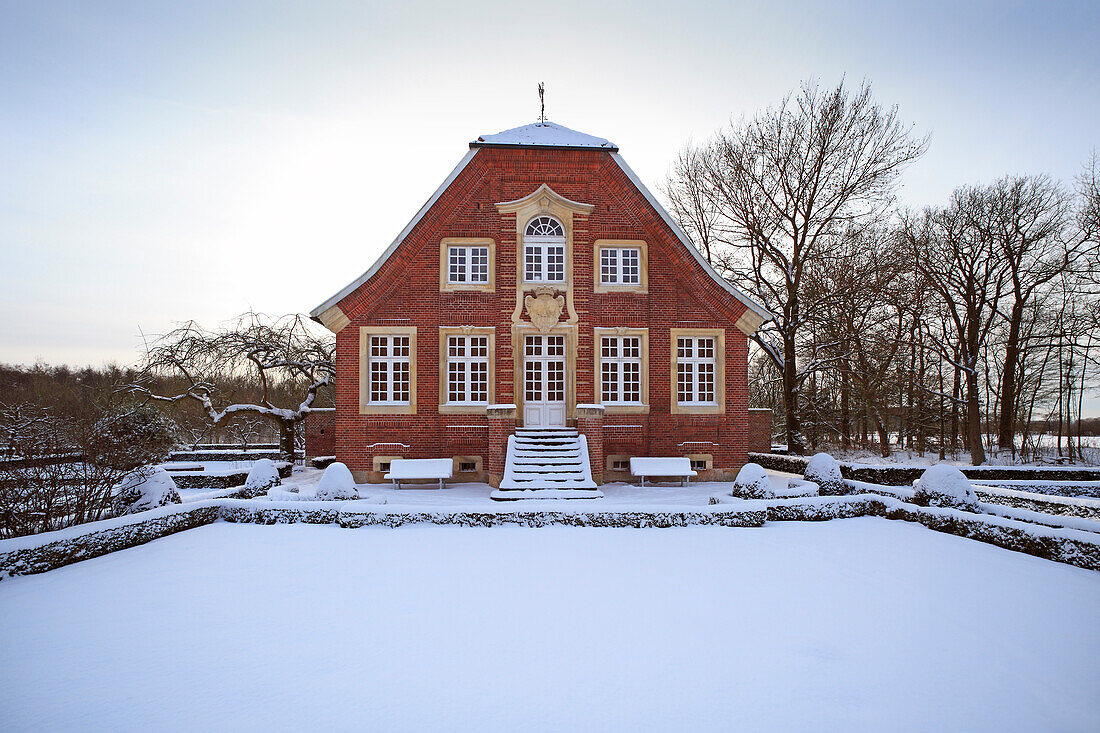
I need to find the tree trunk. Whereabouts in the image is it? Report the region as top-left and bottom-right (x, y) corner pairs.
(782, 334), (806, 455)
(871, 407), (892, 458)
(840, 369), (851, 450)
(965, 364), (986, 465)
(279, 420), (296, 462)
(997, 312), (1019, 455)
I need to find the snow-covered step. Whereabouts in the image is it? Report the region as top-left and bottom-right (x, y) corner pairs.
(491, 431), (602, 501)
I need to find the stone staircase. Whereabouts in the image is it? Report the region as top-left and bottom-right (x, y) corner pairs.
(490, 428), (603, 500)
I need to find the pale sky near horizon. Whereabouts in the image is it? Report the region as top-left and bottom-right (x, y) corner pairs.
(1, 2), (1098, 377)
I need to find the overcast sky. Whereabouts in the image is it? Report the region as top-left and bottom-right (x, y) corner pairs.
(1, 0), (1097, 372)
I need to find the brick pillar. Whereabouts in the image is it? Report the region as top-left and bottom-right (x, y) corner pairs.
(486, 404), (516, 488)
(576, 403), (605, 485)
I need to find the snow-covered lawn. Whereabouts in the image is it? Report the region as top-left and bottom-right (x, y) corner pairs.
(2, 520), (1098, 731)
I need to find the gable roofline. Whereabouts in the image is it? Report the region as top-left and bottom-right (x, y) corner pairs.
(309, 149), (479, 323)
(608, 152), (772, 326)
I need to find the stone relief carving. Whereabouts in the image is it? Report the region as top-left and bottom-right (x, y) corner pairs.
(524, 287), (565, 332)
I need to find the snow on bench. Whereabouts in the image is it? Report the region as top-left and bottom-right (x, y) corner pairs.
(384, 458), (454, 490)
(629, 457), (698, 487)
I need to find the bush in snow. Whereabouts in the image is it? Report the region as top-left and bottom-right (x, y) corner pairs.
(312, 462), (359, 501)
(730, 462), (775, 499)
(912, 464), (980, 512)
(241, 459), (281, 498)
(805, 453), (846, 496)
(112, 466), (182, 515)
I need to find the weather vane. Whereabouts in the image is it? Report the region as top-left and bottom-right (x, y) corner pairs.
(538, 82), (546, 123)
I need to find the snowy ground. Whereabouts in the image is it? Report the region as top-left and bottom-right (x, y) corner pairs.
(2, 520), (1097, 732)
(249, 466), (800, 508)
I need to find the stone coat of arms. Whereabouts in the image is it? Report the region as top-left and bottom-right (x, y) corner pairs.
(524, 287), (565, 332)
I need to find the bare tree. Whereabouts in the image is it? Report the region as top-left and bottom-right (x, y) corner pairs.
(131, 313), (335, 460)
(663, 144), (722, 265)
(667, 79), (926, 453)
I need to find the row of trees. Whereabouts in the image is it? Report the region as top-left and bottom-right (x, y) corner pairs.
(665, 80), (1100, 464)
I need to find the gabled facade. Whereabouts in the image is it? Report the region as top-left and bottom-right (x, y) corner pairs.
(311, 121), (770, 486)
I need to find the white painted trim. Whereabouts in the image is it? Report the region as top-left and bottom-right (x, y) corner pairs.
(608, 152), (772, 323)
(310, 150), (480, 319)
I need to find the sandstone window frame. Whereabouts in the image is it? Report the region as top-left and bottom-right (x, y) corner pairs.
(359, 326), (417, 415)
(594, 239), (648, 294)
(523, 216), (567, 284)
(438, 326), (496, 414)
(669, 328), (725, 415)
(439, 237), (495, 292)
(684, 453), (713, 472)
(593, 327), (650, 415)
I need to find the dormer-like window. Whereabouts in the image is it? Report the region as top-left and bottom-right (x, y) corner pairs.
(524, 216), (566, 283)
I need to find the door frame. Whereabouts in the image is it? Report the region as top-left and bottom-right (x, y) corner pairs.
(512, 323), (576, 426)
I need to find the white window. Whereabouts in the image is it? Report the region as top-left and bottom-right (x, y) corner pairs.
(601, 336), (642, 404)
(446, 335), (489, 404)
(600, 247), (641, 285)
(524, 216), (566, 283)
(368, 335), (411, 404)
(676, 337), (716, 405)
(448, 245), (489, 284)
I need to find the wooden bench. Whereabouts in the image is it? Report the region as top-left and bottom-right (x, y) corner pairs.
(384, 458), (454, 490)
(629, 457), (698, 487)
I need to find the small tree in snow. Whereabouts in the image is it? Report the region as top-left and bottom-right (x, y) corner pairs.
(131, 312), (335, 461)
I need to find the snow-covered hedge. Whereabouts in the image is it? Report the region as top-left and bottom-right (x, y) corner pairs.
(912, 465), (980, 512)
(112, 467), (182, 515)
(805, 453), (846, 495)
(240, 459), (281, 499)
(974, 486), (1100, 520)
(0, 504), (220, 578)
(730, 463), (775, 499)
(311, 462), (359, 501)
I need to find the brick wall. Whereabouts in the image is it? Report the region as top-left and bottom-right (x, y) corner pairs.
(303, 408), (335, 459)
(330, 145), (758, 480)
(748, 408), (773, 455)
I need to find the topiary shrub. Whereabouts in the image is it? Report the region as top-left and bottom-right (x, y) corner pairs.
(913, 464), (980, 512)
(112, 466), (182, 515)
(805, 453), (846, 495)
(312, 462), (359, 501)
(241, 459), (281, 498)
(730, 462), (775, 499)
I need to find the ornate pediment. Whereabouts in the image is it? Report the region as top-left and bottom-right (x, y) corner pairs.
(495, 184), (594, 216)
(524, 287), (565, 332)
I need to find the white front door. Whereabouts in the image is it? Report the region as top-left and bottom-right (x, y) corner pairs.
(523, 334), (566, 427)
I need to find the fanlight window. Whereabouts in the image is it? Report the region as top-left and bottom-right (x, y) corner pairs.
(523, 215), (566, 283)
(525, 216), (564, 237)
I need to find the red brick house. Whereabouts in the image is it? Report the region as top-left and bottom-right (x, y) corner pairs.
(310, 121), (770, 496)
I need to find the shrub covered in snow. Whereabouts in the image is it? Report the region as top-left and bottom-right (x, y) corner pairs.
(805, 453), (846, 496)
(112, 467), (182, 515)
(730, 462), (775, 499)
(241, 459), (281, 498)
(312, 462), (359, 501)
(913, 464), (980, 512)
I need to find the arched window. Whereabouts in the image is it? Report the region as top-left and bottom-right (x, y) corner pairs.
(525, 216), (564, 237)
(523, 216), (566, 282)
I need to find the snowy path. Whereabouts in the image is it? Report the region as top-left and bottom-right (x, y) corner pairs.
(1, 519), (1098, 732)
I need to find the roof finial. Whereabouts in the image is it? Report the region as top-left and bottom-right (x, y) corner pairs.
(538, 82), (546, 123)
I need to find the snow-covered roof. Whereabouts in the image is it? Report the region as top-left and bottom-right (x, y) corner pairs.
(471, 121), (617, 151)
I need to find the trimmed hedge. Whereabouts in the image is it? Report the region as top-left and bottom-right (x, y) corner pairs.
(0, 505), (220, 577)
(749, 452), (1100, 485)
